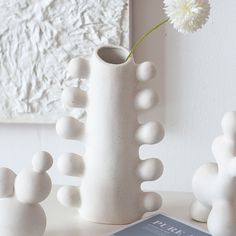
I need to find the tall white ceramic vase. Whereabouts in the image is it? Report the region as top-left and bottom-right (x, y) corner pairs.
(56, 45), (165, 224)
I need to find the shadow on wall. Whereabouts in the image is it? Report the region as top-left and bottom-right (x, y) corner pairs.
(132, 0), (167, 124)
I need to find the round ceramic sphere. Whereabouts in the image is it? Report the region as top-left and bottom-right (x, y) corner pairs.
(221, 111), (236, 140)
(136, 62), (157, 81)
(32, 151), (53, 173)
(68, 57), (89, 78)
(136, 122), (165, 144)
(58, 153), (84, 176)
(192, 163), (218, 206)
(228, 158), (236, 177)
(135, 89), (158, 110)
(191, 200), (211, 223)
(212, 136), (236, 161)
(0, 168), (16, 198)
(56, 116), (82, 139)
(0, 198), (46, 236)
(15, 170), (52, 204)
(57, 186), (80, 208)
(138, 158), (163, 181)
(62, 87), (87, 108)
(143, 193), (162, 212)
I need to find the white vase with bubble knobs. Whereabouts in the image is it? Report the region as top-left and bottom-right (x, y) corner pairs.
(191, 111), (236, 236)
(0, 151), (53, 236)
(56, 45), (165, 224)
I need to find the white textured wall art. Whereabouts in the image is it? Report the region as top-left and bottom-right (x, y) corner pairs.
(0, 0), (131, 123)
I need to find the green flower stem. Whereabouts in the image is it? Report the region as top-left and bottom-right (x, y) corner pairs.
(125, 18), (170, 62)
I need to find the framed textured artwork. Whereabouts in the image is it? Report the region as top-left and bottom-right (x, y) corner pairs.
(0, 0), (132, 123)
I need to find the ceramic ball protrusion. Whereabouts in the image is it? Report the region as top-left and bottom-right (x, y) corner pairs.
(0, 168), (16, 198)
(56, 116), (84, 140)
(62, 87), (87, 108)
(68, 57), (90, 78)
(32, 151), (53, 173)
(15, 170), (52, 204)
(15, 153), (53, 204)
(136, 62), (157, 81)
(135, 89), (158, 110)
(211, 136), (236, 161)
(143, 192), (162, 212)
(136, 121), (165, 144)
(221, 111), (236, 140)
(192, 163), (217, 206)
(228, 158), (236, 177)
(138, 158), (163, 181)
(58, 153), (84, 177)
(191, 200), (211, 223)
(57, 186), (81, 208)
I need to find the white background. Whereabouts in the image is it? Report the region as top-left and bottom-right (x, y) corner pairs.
(0, 0), (235, 192)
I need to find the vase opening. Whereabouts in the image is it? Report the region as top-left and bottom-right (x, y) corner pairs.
(97, 46), (129, 65)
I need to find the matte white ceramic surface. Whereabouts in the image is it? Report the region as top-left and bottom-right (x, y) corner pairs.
(56, 45), (165, 224)
(0, 151), (53, 236)
(191, 111), (236, 236)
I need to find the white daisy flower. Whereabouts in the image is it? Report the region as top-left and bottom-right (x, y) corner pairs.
(164, 0), (210, 34)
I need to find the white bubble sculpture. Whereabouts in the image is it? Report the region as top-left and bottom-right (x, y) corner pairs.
(191, 111), (236, 236)
(56, 45), (165, 224)
(0, 151), (53, 236)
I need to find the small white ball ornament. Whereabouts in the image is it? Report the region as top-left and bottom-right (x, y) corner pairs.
(15, 152), (53, 204)
(0, 168), (16, 198)
(138, 158), (163, 181)
(15, 170), (52, 204)
(136, 62), (157, 81)
(135, 89), (158, 110)
(191, 200), (211, 223)
(68, 57), (89, 78)
(143, 193), (162, 212)
(32, 151), (53, 173)
(57, 186), (81, 208)
(58, 153), (84, 176)
(56, 116), (83, 139)
(62, 87), (87, 108)
(221, 111), (236, 140)
(0, 199), (46, 236)
(136, 121), (165, 144)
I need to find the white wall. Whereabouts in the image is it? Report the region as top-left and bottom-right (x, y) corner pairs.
(0, 0), (235, 192)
